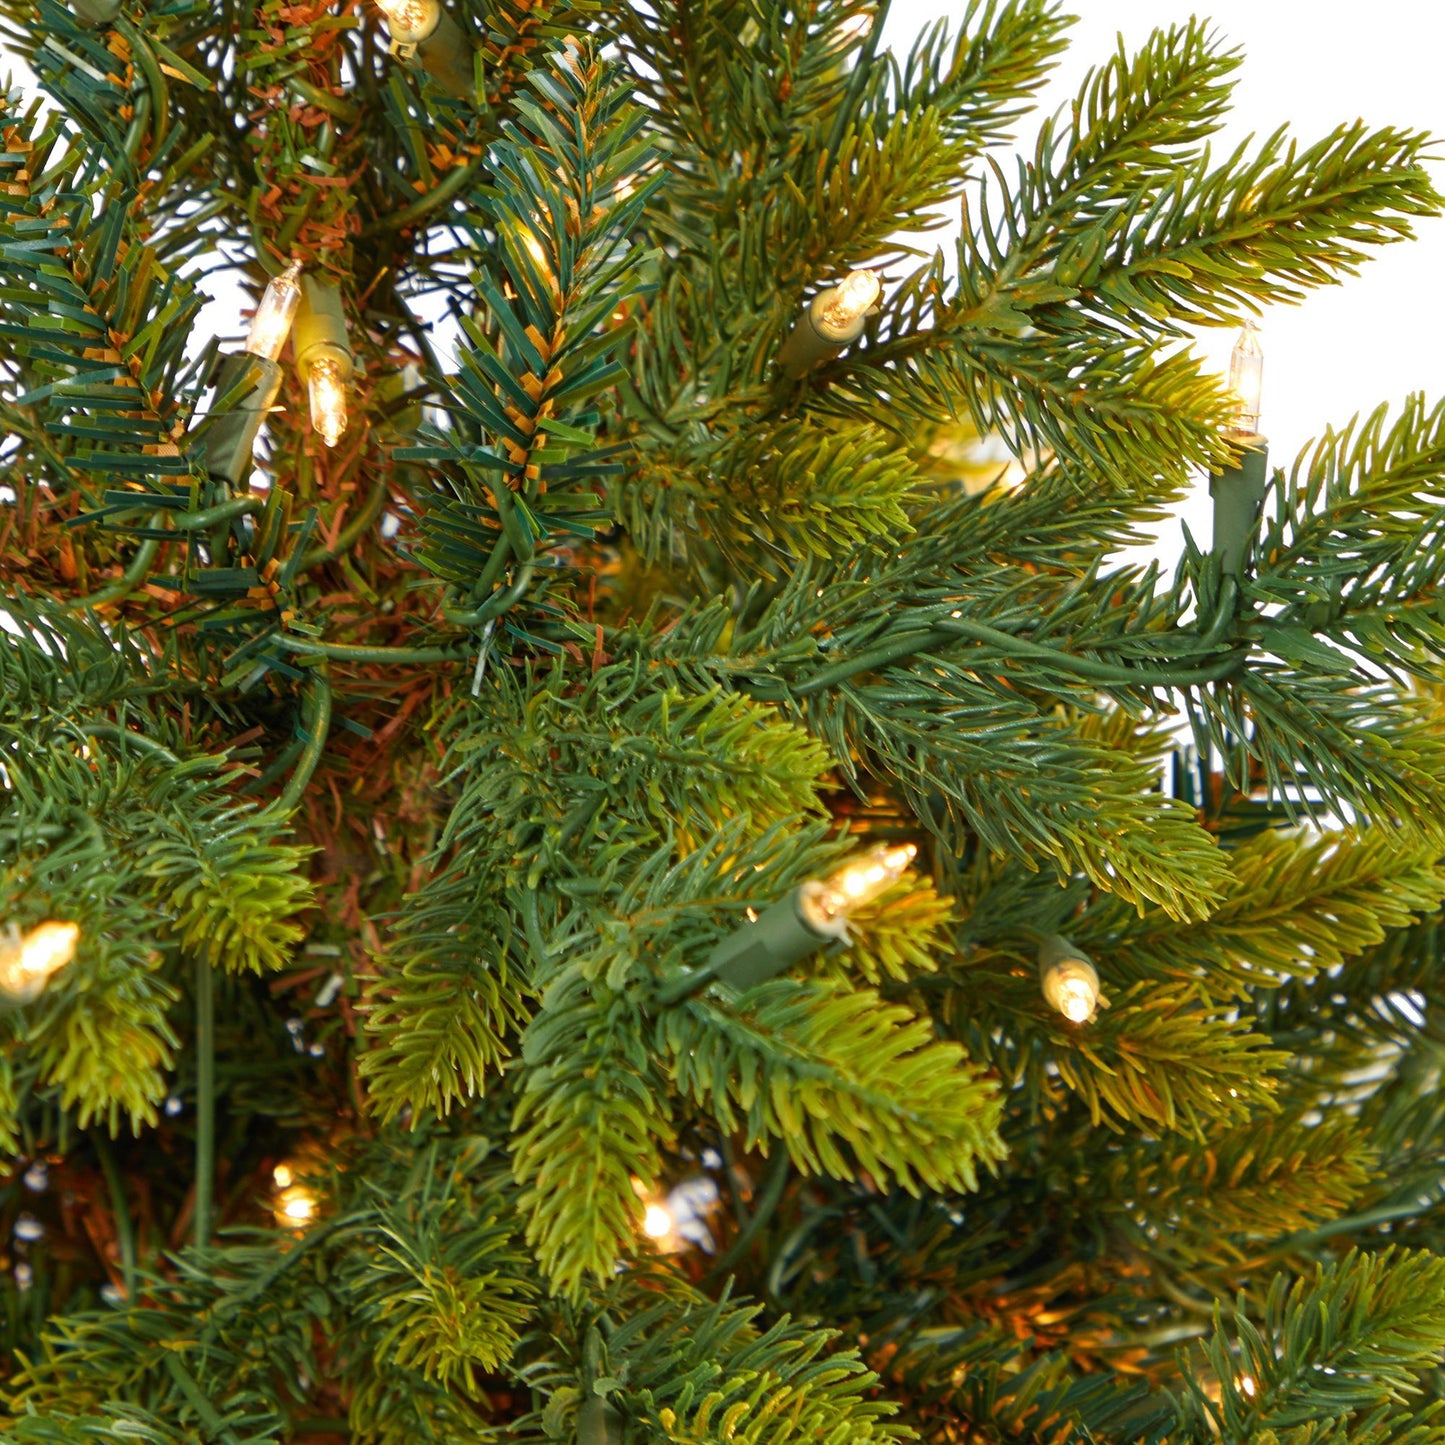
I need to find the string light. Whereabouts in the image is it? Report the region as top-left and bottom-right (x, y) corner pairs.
(1239, 1374), (1258, 1399)
(373, 0), (441, 40)
(293, 277), (354, 451)
(1037, 936), (1105, 1025)
(1209, 324), (1270, 579)
(201, 265), (301, 484)
(661, 841), (919, 1000)
(373, 0), (476, 99)
(631, 1176), (719, 1253)
(271, 1161), (320, 1229)
(1226, 323), (1264, 436)
(642, 1202), (673, 1239)
(799, 843), (917, 932)
(777, 269), (882, 376)
(307, 355), (349, 448)
(244, 261), (304, 363)
(815, 270), (881, 339)
(0, 921), (80, 1005)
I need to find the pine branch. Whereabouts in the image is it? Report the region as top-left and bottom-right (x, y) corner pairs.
(1180, 1249), (1445, 1439)
(1081, 829), (1445, 996)
(511, 972), (674, 1295)
(400, 44), (660, 624)
(595, 1276), (911, 1445)
(660, 976), (1005, 1193)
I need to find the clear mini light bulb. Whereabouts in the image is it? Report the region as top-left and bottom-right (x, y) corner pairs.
(244, 261), (304, 363)
(1226, 323), (1263, 436)
(1054, 975), (1098, 1024)
(307, 355), (349, 448)
(374, 0), (441, 41)
(800, 843), (916, 930)
(0, 921), (81, 1003)
(1038, 936), (1105, 1025)
(817, 269), (881, 337)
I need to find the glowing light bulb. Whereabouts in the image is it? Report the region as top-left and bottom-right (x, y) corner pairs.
(817, 270), (881, 335)
(642, 1203), (673, 1239)
(1239, 1374), (1257, 1399)
(275, 1185), (317, 1227)
(1057, 977), (1097, 1024)
(1226, 323), (1263, 436)
(244, 261), (303, 363)
(1038, 936), (1105, 1025)
(307, 355), (348, 448)
(272, 1163), (294, 1189)
(800, 843), (916, 931)
(374, 0), (440, 40)
(0, 921), (80, 1003)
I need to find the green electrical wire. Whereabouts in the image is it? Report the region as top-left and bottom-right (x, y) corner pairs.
(269, 670), (334, 816)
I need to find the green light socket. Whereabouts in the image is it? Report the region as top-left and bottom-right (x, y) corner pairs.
(293, 276), (354, 382)
(71, 0), (121, 24)
(1209, 438), (1270, 578)
(578, 1396), (624, 1445)
(201, 353), (283, 486)
(706, 887), (835, 991)
(390, 7), (477, 101)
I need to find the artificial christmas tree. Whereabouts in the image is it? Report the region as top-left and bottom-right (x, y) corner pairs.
(2, 0), (1445, 1440)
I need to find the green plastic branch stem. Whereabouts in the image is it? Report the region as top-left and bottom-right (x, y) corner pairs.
(299, 475), (390, 571)
(64, 515), (165, 611)
(1209, 435), (1270, 578)
(269, 669), (334, 817)
(193, 949), (215, 1252)
(92, 1131), (137, 1301)
(367, 153), (485, 236)
(271, 634), (465, 665)
(114, 17), (169, 139)
(930, 616), (1244, 687)
(659, 887), (838, 1004)
(170, 495), (265, 531)
(77, 725), (181, 764)
(791, 615), (1243, 699)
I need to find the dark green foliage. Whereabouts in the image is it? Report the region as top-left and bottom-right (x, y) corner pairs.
(2, 0), (1445, 1439)
(0, 608), (310, 1135)
(1181, 1250), (1445, 1440)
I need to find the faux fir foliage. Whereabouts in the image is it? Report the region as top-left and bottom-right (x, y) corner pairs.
(0, 0), (1444, 1440)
